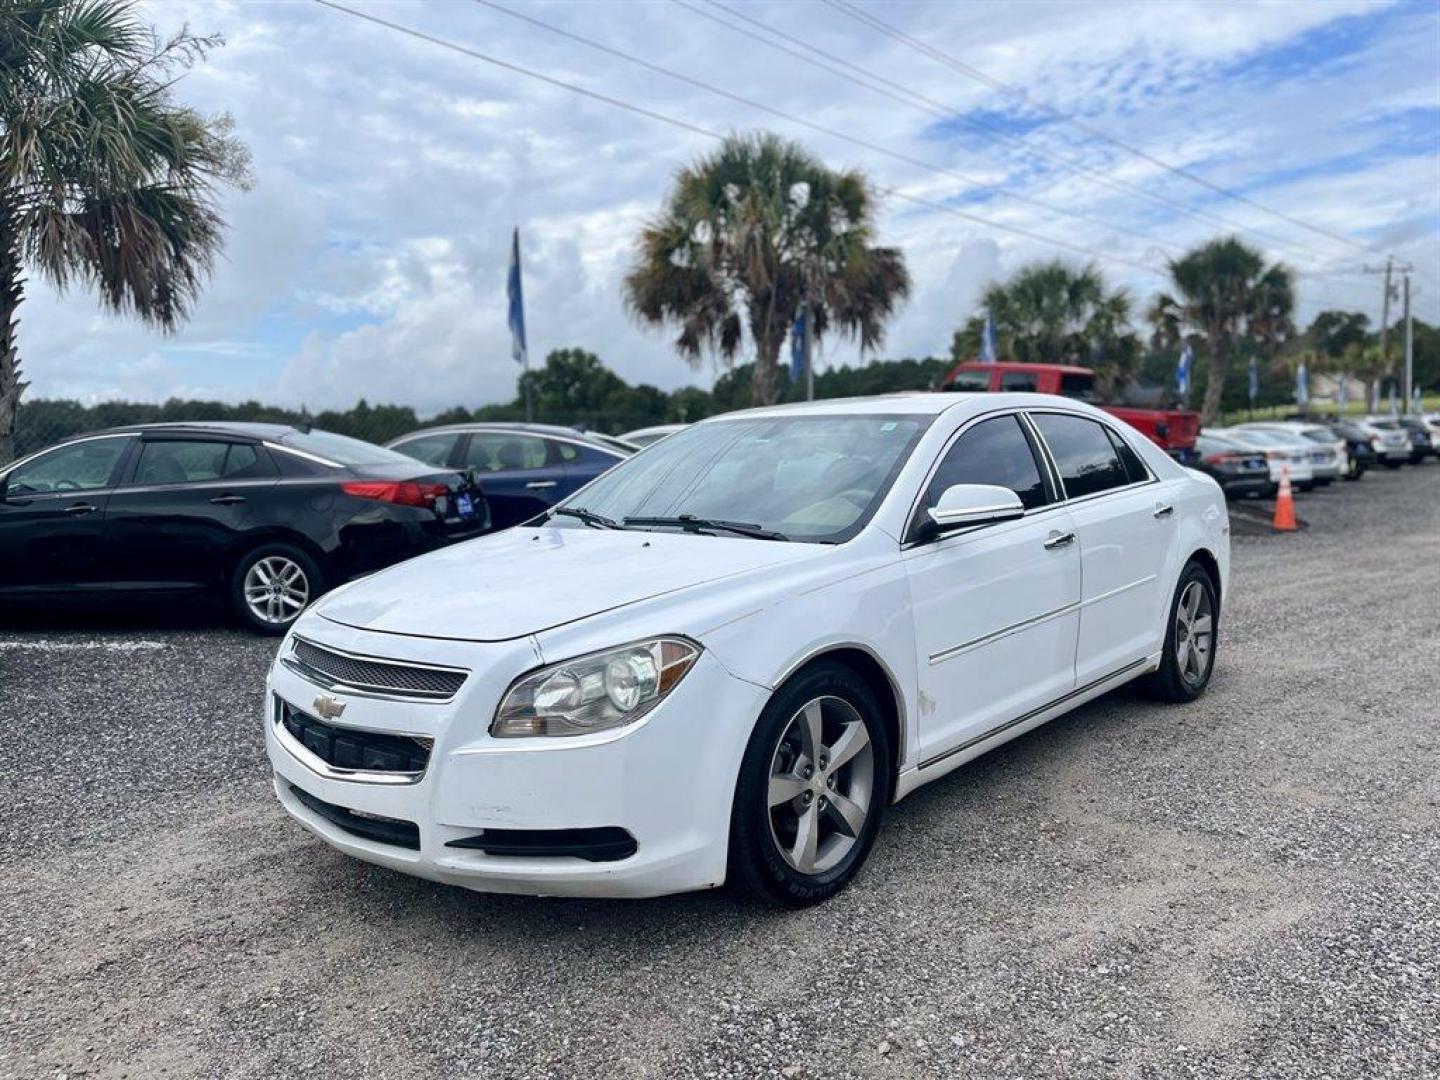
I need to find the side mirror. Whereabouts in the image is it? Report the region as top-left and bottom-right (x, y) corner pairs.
(923, 483), (1025, 537)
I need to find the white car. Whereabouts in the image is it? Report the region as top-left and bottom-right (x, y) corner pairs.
(1354, 417), (1412, 467)
(265, 394), (1229, 906)
(619, 423), (688, 448)
(1208, 427), (1316, 489)
(1233, 421), (1346, 482)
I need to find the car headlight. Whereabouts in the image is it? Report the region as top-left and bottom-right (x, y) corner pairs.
(491, 637), (701, 738)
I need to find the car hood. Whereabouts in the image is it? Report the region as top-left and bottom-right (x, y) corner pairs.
(316, 526), (819, 642)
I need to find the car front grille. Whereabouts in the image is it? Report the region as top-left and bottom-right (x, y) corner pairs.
(288, 637), (467, 700)
(277, 696), (431, 776)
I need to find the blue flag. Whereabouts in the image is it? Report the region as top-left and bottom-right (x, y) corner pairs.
(979, 313), (997, 364)
(507, 227), (527, 367)
(1389, 382), (1398, 415)
(1247, 356), (1259, 404)
(1337, 374), (1349, 414)
(1296, 361), (1309, 406)
(1176, 343), (1192, 401)
(789, 309), (807, 383)
(1414, 386), (1424, 414)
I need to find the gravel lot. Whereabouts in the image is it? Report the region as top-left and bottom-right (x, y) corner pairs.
(2, 464), (1437, 1080)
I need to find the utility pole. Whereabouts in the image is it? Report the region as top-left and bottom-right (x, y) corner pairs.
(1379, 257), (1393, 374)
(1403, 273), (1414, 413)
(1362, 257), (1410, 408)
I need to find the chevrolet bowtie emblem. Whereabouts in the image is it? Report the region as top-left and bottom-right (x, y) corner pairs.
(312, 694), (346, 720)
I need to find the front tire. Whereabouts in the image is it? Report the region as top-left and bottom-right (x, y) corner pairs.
(1142, 561), (1218, 703)
(728, 661), (891, 908)
(230, 543), (322, 636)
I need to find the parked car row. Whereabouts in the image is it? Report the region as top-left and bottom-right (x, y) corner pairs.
(0, 415), (659, 633)
(4, 401), (1431, 633)
(1191, 415), (1438, 500)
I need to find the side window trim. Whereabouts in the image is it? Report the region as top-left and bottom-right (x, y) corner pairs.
(1017, 411), (1065, 503)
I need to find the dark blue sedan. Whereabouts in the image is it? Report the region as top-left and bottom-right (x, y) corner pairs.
(387, 423), (632, 531)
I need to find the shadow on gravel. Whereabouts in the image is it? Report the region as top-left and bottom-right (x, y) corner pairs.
(0, 595), (233, 633)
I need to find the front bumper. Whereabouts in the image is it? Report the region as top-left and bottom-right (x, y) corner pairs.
(265, 621), (767, 899)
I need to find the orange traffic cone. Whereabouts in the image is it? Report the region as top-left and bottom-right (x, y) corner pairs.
(1273, 465), (1297, 532)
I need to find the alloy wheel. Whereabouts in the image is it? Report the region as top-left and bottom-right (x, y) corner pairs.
(1174, 579), (1214, 686)
(243, 556), (310, 625)
(766, 695), (875, 876)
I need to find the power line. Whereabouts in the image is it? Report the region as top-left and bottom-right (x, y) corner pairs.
(312, 0), (1168, 280)
(471, 0), (1188, 260)
(825, 0), (1385, 259)
(309, 0), (721, 141)
(686, 0), (1337, 270)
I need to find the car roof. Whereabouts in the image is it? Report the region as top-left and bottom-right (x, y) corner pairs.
(711, 392), (998, 420)
(390, 422), (628, 451)
(87, 421), (299, 439)
(1240, 420), (1330, 433)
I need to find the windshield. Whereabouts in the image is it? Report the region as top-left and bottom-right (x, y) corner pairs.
(274, 429), (423, 467)
(1301, 430), (1336, 444)
(552, 414), (930, 543)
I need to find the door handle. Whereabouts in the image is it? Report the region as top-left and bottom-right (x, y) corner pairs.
(1043, 530), (1076, 550)
(1152, 503), (1174, 519)
(210, 494), (246, 505)
(525, 480), (558, 490)
(63, 502), (98, 516)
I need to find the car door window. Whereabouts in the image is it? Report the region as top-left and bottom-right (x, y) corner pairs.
(555, 440), (619, 469)
(133, 440), (232, 485)
(945, 371), (991, 392)
(464, 433), (549, 472)
(920, 415), (1050, 523)
(220, 444), (276, 480)
(1031, 413), (1131, 499)
(6, 438), (129, 493)
(392, 433), (458, 467)
(1000, 371), (1038, 392)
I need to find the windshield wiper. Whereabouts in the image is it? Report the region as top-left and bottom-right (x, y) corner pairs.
(622, 514), (789, 542)
(553, 506), (624, 530)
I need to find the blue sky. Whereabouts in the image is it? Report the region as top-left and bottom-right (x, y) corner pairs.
(25, 0), (1440, 412)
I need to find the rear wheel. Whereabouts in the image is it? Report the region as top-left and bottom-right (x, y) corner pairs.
(230, 543), (322, 635)
(728, 662), (891, 907)
(1142, 561), (1218, 703)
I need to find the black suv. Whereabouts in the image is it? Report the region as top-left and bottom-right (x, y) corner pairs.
(0, 423), (488, 633)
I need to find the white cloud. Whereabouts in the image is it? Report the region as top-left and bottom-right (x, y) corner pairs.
(15, 0), (1438, 412)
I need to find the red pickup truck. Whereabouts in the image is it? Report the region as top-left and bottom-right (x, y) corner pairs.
(940, 360), (1201, 461)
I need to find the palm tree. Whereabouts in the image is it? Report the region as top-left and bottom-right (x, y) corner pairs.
(0, 0), (249, 462)
(978, 260), (1139, 391)
(623, 132), (909, 406)
(1148, 238), (1294, 424)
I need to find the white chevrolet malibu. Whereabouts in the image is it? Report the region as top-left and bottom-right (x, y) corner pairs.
(265, 393), (1229, 906)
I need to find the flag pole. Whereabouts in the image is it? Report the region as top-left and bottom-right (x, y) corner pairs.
(508, 227), (532, 422)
